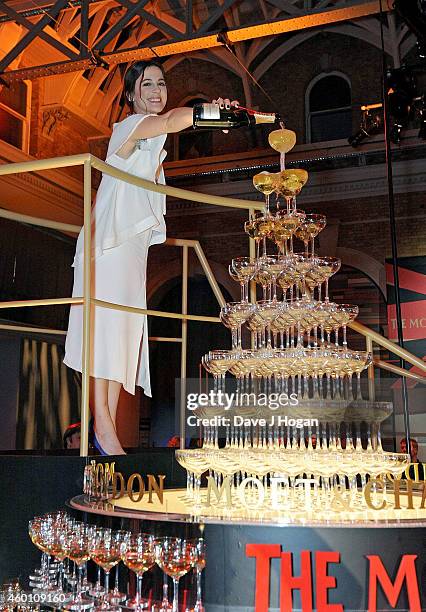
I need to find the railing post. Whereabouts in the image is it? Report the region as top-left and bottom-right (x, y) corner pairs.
(180, 245), (188, 449)
(366, 336), (375, 401)
(80, 158), (92, 457)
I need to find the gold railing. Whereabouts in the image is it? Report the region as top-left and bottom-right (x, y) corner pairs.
(0, 152), (425, 455)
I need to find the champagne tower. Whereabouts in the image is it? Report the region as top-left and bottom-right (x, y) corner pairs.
(176, 130), (410, 521)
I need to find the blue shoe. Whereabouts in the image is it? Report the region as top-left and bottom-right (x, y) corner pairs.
(93, 433), (109, 456)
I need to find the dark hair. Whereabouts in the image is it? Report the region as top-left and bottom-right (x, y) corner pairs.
(123, 60), (166, 113)
(63, 422), (81, 449)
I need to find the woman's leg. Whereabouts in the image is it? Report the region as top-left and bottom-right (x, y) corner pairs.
(91, 377), (125, 455)
(107, 380), (122, 429)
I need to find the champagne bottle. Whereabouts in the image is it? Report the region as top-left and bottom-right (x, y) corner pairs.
(192, 103), (281, 129)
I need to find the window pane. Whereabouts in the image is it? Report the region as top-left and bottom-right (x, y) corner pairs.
(310, 108), (352, 142)
(0, 108), (23, 148)
(310, 76), (351, 112)
(0, 81), (27, 116)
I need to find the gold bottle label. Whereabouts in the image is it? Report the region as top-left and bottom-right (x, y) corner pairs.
(253, 112), (277, 124)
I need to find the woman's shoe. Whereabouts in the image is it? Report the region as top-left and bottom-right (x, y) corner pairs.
(93, 433), (109, 456)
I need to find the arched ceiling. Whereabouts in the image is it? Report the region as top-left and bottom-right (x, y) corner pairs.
(0, 0), (419, 135)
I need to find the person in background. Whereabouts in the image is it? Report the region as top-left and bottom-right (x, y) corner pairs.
(63, 422), (81, 449)
(400, 437), (420, 462)
(400, 437), (425, 481)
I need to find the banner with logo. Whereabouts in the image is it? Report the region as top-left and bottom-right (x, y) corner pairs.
(386, 256), (426, 385)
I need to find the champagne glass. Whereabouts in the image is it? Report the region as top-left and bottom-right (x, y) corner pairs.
(155, 538), (195, 612)
(90, 529), (123, 612)
(253, 171), (277, 215)
(220, 302), (255, 353)
(276, 169), (309, 215)
(268, 129), (297, 171)
(88, 527), (108, 599)
(121, 534), (155, 611)
(191, 539), (206, 612)
(44, 522), (72, 602)
(154, 538), (173, 612)
(28, 517), (51, 593)
(295, 213), (326, 257)
(229, 257), (256, 303)
(244, 212), (272, 259)
(332, 304), (359, 347)
(109, 530), (130, 605)
(63, 525), (93, 611)
(176, 449), (210, 504)
(318, 256), (341, 302)
(272, 209), (305, 255)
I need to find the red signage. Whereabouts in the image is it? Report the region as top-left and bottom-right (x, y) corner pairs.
(246, 544), (421, 611)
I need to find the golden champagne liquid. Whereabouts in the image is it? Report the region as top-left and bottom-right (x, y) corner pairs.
(255, 270), (272, 285)
(333, 312), (351, 324)
(91, 551), (121, 571)
(278, 272), (296, 288)
(258, 219), (275, 236)
(160, 557), (193, 579)
(318, 265), (333, 277)
(68, 549), (90, 565)
(277, 169), (308, 196)
(46, 543), (66, 560)
(244, 221), (261, 240)
(122, 552), (155, 575)
(237, 267), (255, 279)
(253, 172), (277, 196)
(268, 129), (297, 153)
(273, 216), (301, 240)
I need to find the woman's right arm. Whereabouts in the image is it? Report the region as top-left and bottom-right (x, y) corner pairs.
(113, 107), (193, 159)
(131, 107), (194, 141)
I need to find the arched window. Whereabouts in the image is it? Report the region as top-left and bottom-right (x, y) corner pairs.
(177, 97), (213, 160)
(306, 73), (352, 143)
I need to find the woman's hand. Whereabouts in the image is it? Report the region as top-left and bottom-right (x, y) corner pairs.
(212, 97), (240, 132)
(212, 97), (240, 110)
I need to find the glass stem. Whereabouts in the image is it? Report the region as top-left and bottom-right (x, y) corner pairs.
(76, 565), (83, 604)
(172, 578), (179, 612)
(196, 568), (202, 607)
(162, 572), (169, 605)
(231, 329), (237, 350)
(115, 563), (119, 592)
(136, 574), (142, 605)
(104, 571), (110, 606)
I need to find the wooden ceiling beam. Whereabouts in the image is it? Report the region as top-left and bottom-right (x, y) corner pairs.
(0, 0), (387, 81)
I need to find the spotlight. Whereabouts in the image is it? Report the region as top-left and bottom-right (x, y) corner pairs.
(348, 107), (383, 147)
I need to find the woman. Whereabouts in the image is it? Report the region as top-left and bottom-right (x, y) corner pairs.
(64, 60), (236, 455)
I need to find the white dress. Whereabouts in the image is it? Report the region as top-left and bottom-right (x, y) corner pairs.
(64, 113), (167, 396)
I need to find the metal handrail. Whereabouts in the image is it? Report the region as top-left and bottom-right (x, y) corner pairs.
(0, 152), (425, 454)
